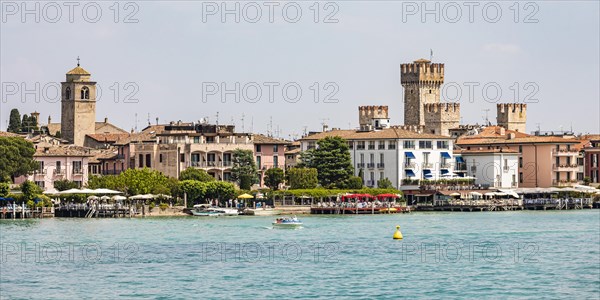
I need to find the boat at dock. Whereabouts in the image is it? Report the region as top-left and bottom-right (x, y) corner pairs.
(243, 208), (280, 216)
(272, 216), (303, 228)
(191, 204), (240, 217)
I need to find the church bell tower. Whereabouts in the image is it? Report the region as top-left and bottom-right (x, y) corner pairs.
(61, 58), (96, 146)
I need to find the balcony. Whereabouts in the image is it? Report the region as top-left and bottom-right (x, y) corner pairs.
(73, 169), (83, 175)
(222, 161), (233, 167)
(440, 163), (451, 169)
(357, 163), (365, 168)
(552, 164), (578, 171)
(367, 163), (375, 169)
(552, 149), (579, 156)
(455, 163), (467, 171)
(377, 163), (385, 169)
(404, 162), (416, 169)
(53, 169), (65, 177)
(422, 163), (433, 169)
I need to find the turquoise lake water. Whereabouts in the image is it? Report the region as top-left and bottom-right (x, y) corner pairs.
(1, 211), (599, 299)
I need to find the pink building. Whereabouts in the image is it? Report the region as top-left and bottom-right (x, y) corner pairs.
(253, 134), (290, 187)
(457, 126), (581, 188)
(15, 145), (93, 191)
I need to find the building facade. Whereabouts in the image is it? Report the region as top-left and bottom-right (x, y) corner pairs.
(461, 149), (519, 188)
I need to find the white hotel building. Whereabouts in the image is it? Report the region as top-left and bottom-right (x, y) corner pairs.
(299, 106), (455, 189)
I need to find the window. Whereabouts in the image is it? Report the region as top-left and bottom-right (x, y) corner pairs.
(423, 152), (430, 164)
(180, 154), (185, 163)
(307, 142), (316, 150)
(357, 141), (365, 150)
(380, 172), (384, 180)
(577, 172), (584, 181)
(436, 141), (448, 149)
(35, 181), (45, 188)
(370, 153), (375, 163)
(56, 161), (61, 173)
(348, 141), (354, 149)
(360, 153), (364, 164)
(519, 145), (523, 153)
(206, 136), (215, 143)
(139, 154), (143, 168)
(256, 145), (262, 152)
(519, 172), (523, 183)
(388, 141), (396, 150)
(273, 156), (279, 167)
(73, 161), (82, 174)
(403, 140), (415, 149)
(145, 154), (151, 167)
(256, 156), (262, 169)
(65, 87), (71, 100)
(368, 141), (375, 150)
(273, 145), (278, 152)
(419, 141), (432, 149)
(39, 161), (44, 172)
(519, 157), (523, 168)
(194, 136), (200, 143)
(378, 141), (385, 150)
(380, 153), (384, 163)
(577, 157), (584, 166)
(159, 154), (163, 163)
(81, 86), (90, 100)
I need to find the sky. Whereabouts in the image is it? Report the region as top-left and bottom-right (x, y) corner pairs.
(1, 1), (599, 139)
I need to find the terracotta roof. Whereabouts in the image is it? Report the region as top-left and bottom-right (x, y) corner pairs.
(581, 134), (600, 141)
(0, 131), (23, 138)
(253, 134), (291, 145)
(300, 127), (452, 141)
(28, 134), (68, 144)
(34, 145), (94, 157)
(457, 126), (579, 146)
(114, 125), (164, 145)
(86, 133), (130, 143)
(285, 148), (301, 155)
(66, 66), (90, 75)
(460, 148), (519, 154)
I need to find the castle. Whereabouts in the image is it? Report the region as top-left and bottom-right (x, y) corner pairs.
(400, 59), (527, 136)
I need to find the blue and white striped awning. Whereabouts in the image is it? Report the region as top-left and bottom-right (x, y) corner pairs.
(405, 152), (416, 159)
(405, 169), (416, 177)
(441, 152), (451, 159)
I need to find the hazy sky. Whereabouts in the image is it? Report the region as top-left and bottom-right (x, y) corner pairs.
(1, 1), (599, 139)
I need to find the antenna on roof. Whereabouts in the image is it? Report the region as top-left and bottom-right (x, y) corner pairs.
(147, 113), (151, 126)
(76, 56), (80, 66)
(241, 114), (245, 133)
(134, 113), (138, 132)
(156, 117), (159, 125)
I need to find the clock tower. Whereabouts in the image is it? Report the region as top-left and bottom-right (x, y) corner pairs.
(61, 58), (96, 146)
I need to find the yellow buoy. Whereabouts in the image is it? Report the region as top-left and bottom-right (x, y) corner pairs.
(393, 225), (403, 240)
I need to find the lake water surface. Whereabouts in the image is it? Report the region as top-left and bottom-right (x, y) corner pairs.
(1, 211), (599, 299)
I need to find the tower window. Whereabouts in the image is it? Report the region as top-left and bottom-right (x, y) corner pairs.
(81, 86), (90, 100)
(429, 90), (432, 94)
(65, 87), (71, 100)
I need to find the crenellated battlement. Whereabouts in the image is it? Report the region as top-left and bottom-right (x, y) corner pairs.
(359, 105), (389, 127)
(497, 103), (527, 113)
(400, 59), (444, 85)
(424, 103), (460, 113)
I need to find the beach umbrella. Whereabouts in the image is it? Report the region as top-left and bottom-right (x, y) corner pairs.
(59, 188), (83, 194)
(100, 195), (111, 201)
(111, 195), (127, 201)
(43, 188), (59, 195)
(237, 193), (254, 199)
(155, 194), (173, 199)
(129, 194), (155, 200)
(87, 196), (99, 200)
(92, 188), (123, 194)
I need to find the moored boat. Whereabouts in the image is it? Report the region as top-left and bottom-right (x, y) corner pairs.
(191, 204), (239, 216)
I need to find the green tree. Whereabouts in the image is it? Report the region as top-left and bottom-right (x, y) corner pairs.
(377, 178), (393, 189)
(178, 180), (206, 204)
(55, 131), (62, 138)
(0, 137), (39, 182)
(20, 180), (42, 201)
(287, 167), (318, 189)
(347, 176), (363, 189)
(21, 115), (30, 133)
(0, 182), (10, 197)
(180, 168), (215, 182)
(231, 149), (258, 190)
(7, 109), (21, 133)
(264, 167), (284, 190)
(204, 181), (235, 201)
(53, 179), (79, 191)
(303, 137), (353, 188)
(298, 149), (315, 168)
(86, 168), (173, 196)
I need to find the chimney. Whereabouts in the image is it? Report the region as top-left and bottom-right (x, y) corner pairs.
(104, 117), (108, 123)
(499, 127), (506, 136)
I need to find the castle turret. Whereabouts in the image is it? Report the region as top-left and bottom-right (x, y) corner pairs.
(497, 103), (527, 132)
(423, 103), (460, 136)
(401, 59), (444, 127)
(358, 105), (390, 131)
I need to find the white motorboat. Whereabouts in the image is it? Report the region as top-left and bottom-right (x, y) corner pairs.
(191, 204), (239, 216)
(243, 208), (280, 216)
(272, 216), (303, 228)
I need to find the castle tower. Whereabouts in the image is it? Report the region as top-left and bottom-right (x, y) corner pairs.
(401, 59), (444, 127)
(497, 103), (527, 132)
(424, 103), (460, 136)
(358, 105), (390, 131)
(61, 60), (96, 146)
